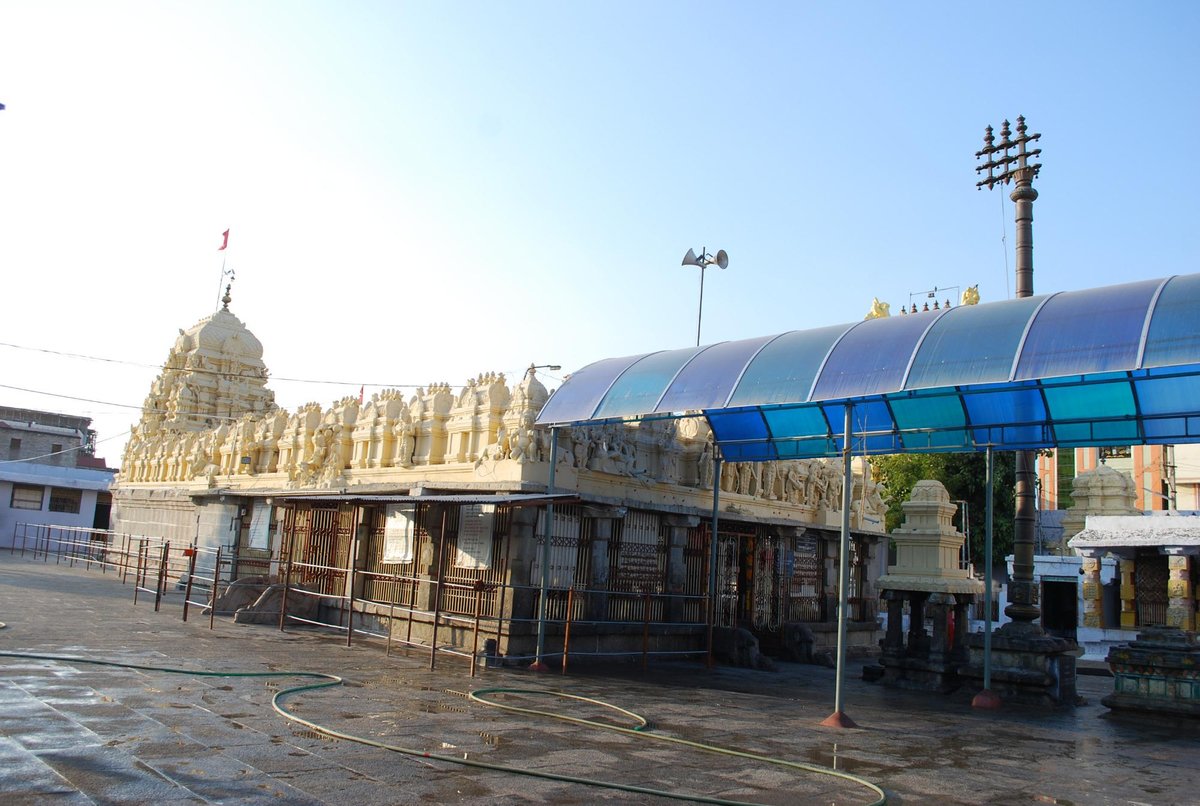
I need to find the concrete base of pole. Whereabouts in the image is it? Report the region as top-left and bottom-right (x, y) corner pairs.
(972, 689), (1002, 710)
(528, 661), (550, 672)
(819, 711), (859, 729)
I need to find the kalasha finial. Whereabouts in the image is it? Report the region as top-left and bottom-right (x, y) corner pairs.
(1016, 115), (1027, 136)
(1000, 119), (1012, 141)
(222, 284), (232, 310)
(984, 125), (994, 149)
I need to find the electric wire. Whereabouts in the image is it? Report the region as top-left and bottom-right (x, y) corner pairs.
(0, 340), (563, 391)
(0, 650), (887, 806)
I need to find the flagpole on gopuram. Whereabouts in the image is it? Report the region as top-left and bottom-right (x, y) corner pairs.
(215, 229), (233, 310)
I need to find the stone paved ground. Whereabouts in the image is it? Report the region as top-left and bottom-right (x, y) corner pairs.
(1, 553), (1198, 805)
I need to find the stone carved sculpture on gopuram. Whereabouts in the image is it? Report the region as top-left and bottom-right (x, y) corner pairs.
(116, 304), (885, 525)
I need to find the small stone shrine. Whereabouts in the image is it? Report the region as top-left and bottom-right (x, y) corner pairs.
(870, 480), (982, 692)
(1103, 627), (1200, 717)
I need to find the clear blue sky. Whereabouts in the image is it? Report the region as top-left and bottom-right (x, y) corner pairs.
(1, 1), (1197, 466)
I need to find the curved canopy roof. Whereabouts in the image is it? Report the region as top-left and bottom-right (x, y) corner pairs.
(536, 274), (1200, 461)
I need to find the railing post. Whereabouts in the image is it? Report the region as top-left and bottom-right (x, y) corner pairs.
(471, 583), (484, 678)
(154, 542), (169, 612)
(133, 541), (145, 605)
(120, 534), (130, 583)
(210, 546), (222, 630)
(386, 569), (400, 657)
(278, 559), (292, 632)
(642, 591), (651, 674)
(562, 586), (575, 675)
(346, 517), (358, 649)
(430, 508), (450, 671)
(183, 549), (198, 622)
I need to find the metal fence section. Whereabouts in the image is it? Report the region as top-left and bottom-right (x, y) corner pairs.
(10, 506), (874, 677)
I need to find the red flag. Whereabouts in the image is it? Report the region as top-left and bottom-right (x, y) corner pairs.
(218, 229), (230, 251)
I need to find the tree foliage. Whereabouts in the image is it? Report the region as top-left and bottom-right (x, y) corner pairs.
(871, 452), (1016, 568)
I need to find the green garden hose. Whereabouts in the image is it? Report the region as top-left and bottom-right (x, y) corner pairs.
(0, 650), (886, 805)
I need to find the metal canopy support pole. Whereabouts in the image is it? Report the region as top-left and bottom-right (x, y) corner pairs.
(707, 455), (722, 668)
(530, 427), (558, 671)
(973, 446), (1001, 708)
(822, 404), (858, 728)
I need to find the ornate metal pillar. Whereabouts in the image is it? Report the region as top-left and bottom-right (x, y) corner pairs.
(976, 116), (1043, 627)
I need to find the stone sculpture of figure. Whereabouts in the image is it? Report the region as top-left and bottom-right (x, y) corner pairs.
(961, 284), (980, 306)
(865, 297), (891, 320)
(861, 473), (887, 522)
(735, 461), (753, 495)
(720, 461), (738, 493)
(765, 461), (783, 500)
(393, 412), (414, 468)
(306, 426), (328, 473)
(492, 423), (510, 460)
(510, 424), (533, 464)
(697, 439), (713, 489)
(780, 461), (800, 504)
(318, 426), (344, 484)
(184, 433), (204, 479)
(821, 463), (842, 510)
(571, 430), (589, 469)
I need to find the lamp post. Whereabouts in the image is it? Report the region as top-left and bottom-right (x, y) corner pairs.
(681, 248), (729, 346)
(529, 362), (560, 672)
(976, 117), (1042, 628)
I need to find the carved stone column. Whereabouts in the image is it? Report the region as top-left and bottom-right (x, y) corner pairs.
(1165, 549), (1196, 631)
(908, 592), (929, 656)
(951, 595), (971, 663)
(927, 592), (953, 666)
(1120, 555), (1138, 629)
(415, 503), (447, 611)
(881, 589), (906, 662)
(664, 514), (700, 623)
(1079, 552), (1105, 629)
(502, 507), (541, 639)
(582, 506), (623, 622)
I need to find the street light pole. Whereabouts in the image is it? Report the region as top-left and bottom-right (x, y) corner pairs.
(681, 248), (729, 346)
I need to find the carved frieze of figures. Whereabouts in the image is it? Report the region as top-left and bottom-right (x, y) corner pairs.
(118, 356), (887, 517)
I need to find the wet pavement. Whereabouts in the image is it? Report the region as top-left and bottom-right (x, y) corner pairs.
(1, 554), (1197, 805)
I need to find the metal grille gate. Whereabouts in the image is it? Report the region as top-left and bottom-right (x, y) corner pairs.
(1135, 550), (1169, 627)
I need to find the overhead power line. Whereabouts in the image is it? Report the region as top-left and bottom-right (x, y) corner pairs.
(0, 339), (560, 390)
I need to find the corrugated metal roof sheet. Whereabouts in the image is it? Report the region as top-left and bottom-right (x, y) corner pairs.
(538, 274), (1200, 460)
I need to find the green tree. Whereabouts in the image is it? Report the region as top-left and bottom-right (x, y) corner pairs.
(871, 451), (1016, 569)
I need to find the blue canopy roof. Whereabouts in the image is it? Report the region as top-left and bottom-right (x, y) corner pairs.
(536, 274), (1200, 461)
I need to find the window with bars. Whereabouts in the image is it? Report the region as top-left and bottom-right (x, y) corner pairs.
(48, 487), (82, 514)
(10, 483), (43, 510)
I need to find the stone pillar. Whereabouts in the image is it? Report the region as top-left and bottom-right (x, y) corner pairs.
(664, 514), (700, 623)
(1119, 555), (1138, 629)
(415, 503), (448, 611)
(951, 595), (970, 662)
(1165, 550), (1195, 631)
(908, 592), (929, 655)
(823, 538), (840, 621)
(881, 590), (906, 661)
(582, 506), (622, 622)
(927, 592), (952, 665)
(502, 506), (541, 639)
(1079, 552), (1104, 629)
